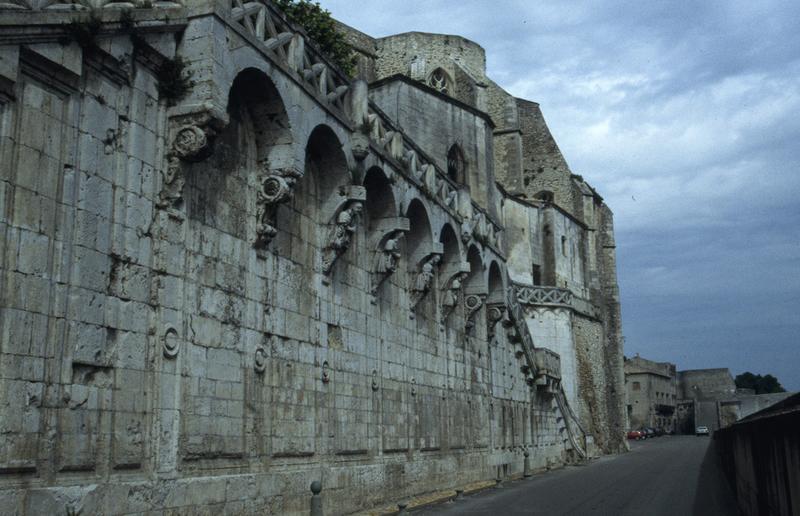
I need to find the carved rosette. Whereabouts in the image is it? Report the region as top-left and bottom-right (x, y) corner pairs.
(158, 124), (214, 209)
(162, 326), (180, 359)
(464, 294), (485, 335)
(254, 347), (268, 374)
(371, 369), (379, 392)
(254, 170), (298, 248)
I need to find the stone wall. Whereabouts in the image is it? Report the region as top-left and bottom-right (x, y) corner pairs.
(678, 369), (737, 400)
(573, 315), (611, 449)
(0, 2), (627, 513)
(375, 32), (486, 87)
(369, 77), (498, 218)
(527, 308), (578, 410)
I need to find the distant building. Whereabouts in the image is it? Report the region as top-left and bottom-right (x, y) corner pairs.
(675, 368), (795, 433)
(624, 355), (678, 432)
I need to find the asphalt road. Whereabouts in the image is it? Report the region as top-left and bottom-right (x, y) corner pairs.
(416, 436), (738, 516)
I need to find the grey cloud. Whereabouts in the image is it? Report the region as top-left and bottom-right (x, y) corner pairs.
(321, 0), (800, 390)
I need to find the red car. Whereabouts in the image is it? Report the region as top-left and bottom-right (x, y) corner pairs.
(627, 430), (644, 440)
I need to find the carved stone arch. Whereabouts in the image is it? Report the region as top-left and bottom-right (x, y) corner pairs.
(438, 222), (469, 325)
(178, 68), (293, 245)
(364, 166), (399, 225)
(272, 124), (364, 279)
(227, 68), (295, 171)
(465, 244), (486, 294)
(406, 198), (440, 318)
(364, 166), (407, 299)
(464, 244), (487, 336)
(487, 261), (505, 304)
(211, 68), (298, 248)
(486, 260), (507, 341)
(438, 223), (464, 264)
(405, 198), (437, 267)
(535, 190), (554, 203)
(428, 67), (453, 95)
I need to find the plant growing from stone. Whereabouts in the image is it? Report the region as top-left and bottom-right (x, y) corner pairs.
(274, 0), (357, 76)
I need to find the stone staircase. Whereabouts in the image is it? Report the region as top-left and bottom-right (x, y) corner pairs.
(506, 285), (588, 459)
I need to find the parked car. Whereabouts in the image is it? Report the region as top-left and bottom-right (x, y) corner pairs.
(642, 428), (656, 438)
(627, 430), (644, 440)
(695, 425), (710, 436)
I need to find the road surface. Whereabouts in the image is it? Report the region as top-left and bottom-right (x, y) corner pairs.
(416, 436), (738, 516)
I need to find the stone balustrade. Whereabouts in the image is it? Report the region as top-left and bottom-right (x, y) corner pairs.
(515, 285), (572, 306)
(229, 0), (351, 113)
(513, 282), (602, 319)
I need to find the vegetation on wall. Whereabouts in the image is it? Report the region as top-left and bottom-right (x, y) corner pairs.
(735, 372), (786, 394)
(156, 56), (194, 107)
(273, 0), (356, 76)
(64, 11), (102, 48)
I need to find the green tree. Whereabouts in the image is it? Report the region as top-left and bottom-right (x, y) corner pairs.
(273, 0), (356, 76)
(735, 371), (786, 394)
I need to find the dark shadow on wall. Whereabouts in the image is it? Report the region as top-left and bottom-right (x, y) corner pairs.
(692, 438), (740, 516)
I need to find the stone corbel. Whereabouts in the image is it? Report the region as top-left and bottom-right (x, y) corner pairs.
(460, 216), (473, 245)
(369, 217), (410, 298)
(410, 250), (443, 312)
(439, 261), (470, 322)
(403, 149), (419, 179)
(422, 164), (437, 194)
(254, 167), (301, 249)
(321, 188), (366, 280)
(437, 181), (457, 210)
(321, 184), (366, 223)
(472, 212), (488, 243)
(370, 231), (405, 298)
(157, 109), (226, 210)
(348, 81), (371, 162)
(486, 303), (507, 341)
(464, 292), (487, 336)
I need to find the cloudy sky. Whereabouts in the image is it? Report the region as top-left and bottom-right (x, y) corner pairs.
(320, 0), (800, 390)
(321, 0), (800, 390)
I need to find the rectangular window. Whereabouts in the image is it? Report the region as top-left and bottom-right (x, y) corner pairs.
(532, 264), (541, 285)
(633, 381), (641, 391)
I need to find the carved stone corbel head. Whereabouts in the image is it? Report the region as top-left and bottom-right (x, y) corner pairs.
(158, 111), (226, 209)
